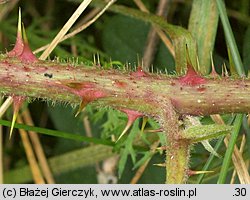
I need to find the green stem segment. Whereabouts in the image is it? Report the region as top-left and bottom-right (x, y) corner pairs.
(166, 140), (190, 183)
(161, 104), (190, 183)
(1, 56), (250, 115)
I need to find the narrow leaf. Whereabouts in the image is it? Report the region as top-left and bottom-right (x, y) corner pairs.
(217, 114), (243, 184)
(183, 124), (232, 143)
(201, 140), (220, 158)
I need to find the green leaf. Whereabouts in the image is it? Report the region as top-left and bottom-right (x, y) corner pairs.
(102, 15), (149, 64)
(183, 124), (232, 143)
(195, 115), (236, 183)
(102, 109), (124, 138)
(102, 15), (175, 73)
(227, 45), (237, 76)
(201, 140), (220, 158)
(0, 119), (114, 146)
(188, 0), (219, 75)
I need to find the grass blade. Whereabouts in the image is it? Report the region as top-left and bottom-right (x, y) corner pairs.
(188, 0), (219, 75)
(0, 119), (147, 151)
(0, 119), (113, 146)
(196, 137), (224, 183)
(216, 0), (245, 76)
(40, 0), (93, 60)
(216, 0), (247, 184)
(217, 114), (243, 184)
(197, 116), (236, 183)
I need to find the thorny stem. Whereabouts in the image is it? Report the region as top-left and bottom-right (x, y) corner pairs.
(1, 55), (250, 183)
(1, 56), (250, 114)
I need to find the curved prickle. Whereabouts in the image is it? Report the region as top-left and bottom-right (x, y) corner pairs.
(116, 109), (144, 142)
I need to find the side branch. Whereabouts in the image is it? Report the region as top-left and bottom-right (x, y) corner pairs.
(160, 103), (190, 183)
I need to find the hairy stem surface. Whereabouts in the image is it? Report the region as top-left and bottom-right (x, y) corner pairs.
(0, 55), (249, 183)
(0, 56), (250, 116)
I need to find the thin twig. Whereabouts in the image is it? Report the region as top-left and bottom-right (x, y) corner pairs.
(83, 116), (101, 181)
(74, 7), (101, 28)
(223, 135), (250, 183)
(17, 117), (45, 184)
(246, 160), (250, 171)
(0, 97), (13, 118)
(133, 0), (175, 58)
(39, 0), (94, 60)
(83, 116), (92, 138)
(141, 0), (169, 70)
(71, 40), (78, 57)
(34, 0), (116, 54)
